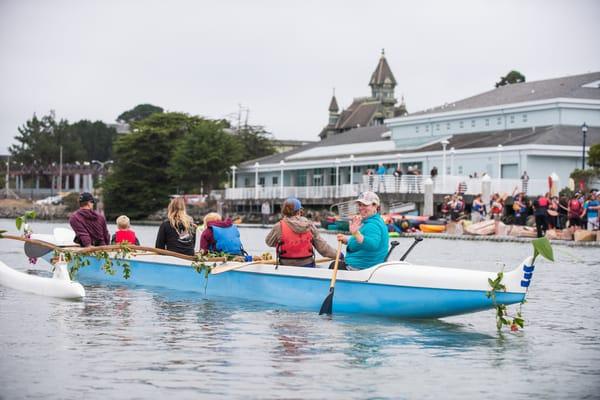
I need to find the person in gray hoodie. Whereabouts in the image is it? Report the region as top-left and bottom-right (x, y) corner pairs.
(69, 192), (110, 247)
(265, 197), (338, 267)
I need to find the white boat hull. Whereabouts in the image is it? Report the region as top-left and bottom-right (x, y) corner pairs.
(0, 261), (85, 300)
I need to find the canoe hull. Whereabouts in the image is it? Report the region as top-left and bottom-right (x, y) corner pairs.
(64, 255), (529, 318)
(0, 261), (85, 300)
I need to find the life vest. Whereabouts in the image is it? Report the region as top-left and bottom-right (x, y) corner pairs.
(211, 225), (243, 255)
(491, 202), (503, 214)
(538, 197), (549, 207)
(569, 199), (582, 216)
(115, 230), (137, 244)
(278, 220), (313, 259)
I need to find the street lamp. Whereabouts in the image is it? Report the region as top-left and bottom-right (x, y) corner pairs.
(230, 165), (237, 189)
(440, 139), (449, 190)
(581, 122), (588, 170)
(279, 160), (285, 198)
(450, 147), (455, 176)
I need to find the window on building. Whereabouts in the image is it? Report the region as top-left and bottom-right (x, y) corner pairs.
(244, 178), (249, 187)
(458, 166), (463, 175)
(329, 168), (337, 185)
(459, 121), (464, 128)
(425, 125), (429, 132)
(510, 115), (515, 124)
(485, 118), (489, 126)
(272, 176), (278, 185)
(296, 170), (307, 186)
(471, 120), (476, 127)
(259, 177), (265, 186)
(436, 124), (440, 131)
(416, 126), (420, 133)
(497, 117), (502, 125)
(522, 114), (527, 122)
(447, 122), (451, 130)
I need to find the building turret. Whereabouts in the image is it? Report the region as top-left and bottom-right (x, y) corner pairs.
(369, 49), (397, 116)
(328, 89), (340, 127)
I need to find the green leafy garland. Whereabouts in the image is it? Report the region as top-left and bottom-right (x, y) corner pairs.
(487, 237), (554, 332)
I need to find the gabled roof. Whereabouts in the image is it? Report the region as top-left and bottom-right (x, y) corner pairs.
(369, 51), (397, 87)
(240, 125), (390, 167)
(410, 71), (600, 117)
(416, 125), (600, 152)
(335, 100), (381, 130)
(239, 124), (599, 170)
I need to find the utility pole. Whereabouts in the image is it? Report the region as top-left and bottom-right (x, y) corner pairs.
(244, 108), (250, 129)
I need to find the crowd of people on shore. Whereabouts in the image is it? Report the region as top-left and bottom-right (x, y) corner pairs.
(439, 187), (599, 237)
(68, 191), (391, 271)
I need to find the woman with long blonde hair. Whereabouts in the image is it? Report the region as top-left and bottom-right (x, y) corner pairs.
(155, 197), (197, 255)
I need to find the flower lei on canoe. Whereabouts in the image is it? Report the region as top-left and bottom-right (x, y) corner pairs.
(487, 237), (554, 332)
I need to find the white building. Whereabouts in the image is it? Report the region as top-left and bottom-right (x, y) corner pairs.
(229, 71), (600, 200)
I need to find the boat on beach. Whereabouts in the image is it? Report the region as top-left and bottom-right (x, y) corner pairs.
(37, 250), (534, 319)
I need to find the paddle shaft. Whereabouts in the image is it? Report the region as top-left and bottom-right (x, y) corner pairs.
(4, 235), (225, 263)
(399, 236), (423, 261)
(211, 257), (333, 275)
(329, 241), (343, 289)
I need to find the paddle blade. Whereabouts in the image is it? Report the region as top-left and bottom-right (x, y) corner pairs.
(24, 242), (53, 259)
(319, 287), (334, 315)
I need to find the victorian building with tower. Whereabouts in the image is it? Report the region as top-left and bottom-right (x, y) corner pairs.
(228, 56), (600, 205)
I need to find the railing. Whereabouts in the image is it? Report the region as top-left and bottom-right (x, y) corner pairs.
(224, 175), (553, 200)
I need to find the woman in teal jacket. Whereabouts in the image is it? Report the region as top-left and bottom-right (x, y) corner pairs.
(336, 191), (389, 270)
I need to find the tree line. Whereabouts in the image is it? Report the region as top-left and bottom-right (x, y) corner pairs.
(8, 104), (277, 218)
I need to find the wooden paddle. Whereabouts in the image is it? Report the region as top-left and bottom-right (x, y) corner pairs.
(319, 240), (343, 315)
(211, 257), (333, 275)
(9, 235), (226, 263)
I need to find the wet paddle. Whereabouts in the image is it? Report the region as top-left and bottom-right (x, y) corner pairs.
(211, 257), (332, 275)
(399, 236), (423, 261)
(319, 240), (343, 315)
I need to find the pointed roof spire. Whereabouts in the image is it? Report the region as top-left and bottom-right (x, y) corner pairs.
(369, 49), (396, 86)
(328, 88), (339, 112)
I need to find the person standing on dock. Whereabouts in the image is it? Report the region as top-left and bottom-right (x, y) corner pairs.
(336, 191), (388, 270)
(69, 192), (110, 247)
(265, 197), (337, 268)
(261, 201), (271, 226)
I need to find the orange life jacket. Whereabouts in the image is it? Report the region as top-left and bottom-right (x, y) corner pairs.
(278, 220), (313, 259)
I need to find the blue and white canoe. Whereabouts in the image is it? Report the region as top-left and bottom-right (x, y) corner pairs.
(42, 252), (535, 318)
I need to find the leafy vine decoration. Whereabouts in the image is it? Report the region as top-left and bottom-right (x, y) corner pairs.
(487, 237), (554, 332)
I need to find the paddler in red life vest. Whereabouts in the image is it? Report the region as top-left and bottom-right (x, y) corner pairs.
(111, 215), (140, 245)
(265, 197), (338, 268)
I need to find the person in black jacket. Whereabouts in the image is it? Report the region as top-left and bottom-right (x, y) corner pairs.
(155, 197), (197, 256)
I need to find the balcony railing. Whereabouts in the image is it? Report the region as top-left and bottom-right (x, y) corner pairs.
(224, 175), (553, 200)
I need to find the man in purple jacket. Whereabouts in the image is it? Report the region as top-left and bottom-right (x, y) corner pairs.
(69, 192), (110, 247)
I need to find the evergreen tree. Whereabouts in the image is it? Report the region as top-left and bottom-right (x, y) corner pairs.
(495, 70), (526, 88)
(117, 104), (164, 123)
(168, 120), (243, 193)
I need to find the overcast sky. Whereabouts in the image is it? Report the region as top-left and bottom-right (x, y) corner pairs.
(1, 0), (599, 155)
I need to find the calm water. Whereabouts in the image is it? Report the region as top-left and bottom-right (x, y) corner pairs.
(1, 219), (599, 399)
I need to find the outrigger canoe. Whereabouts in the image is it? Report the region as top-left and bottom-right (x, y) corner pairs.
(0, 260), (85, 299)
(39, 251), (535, 318)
